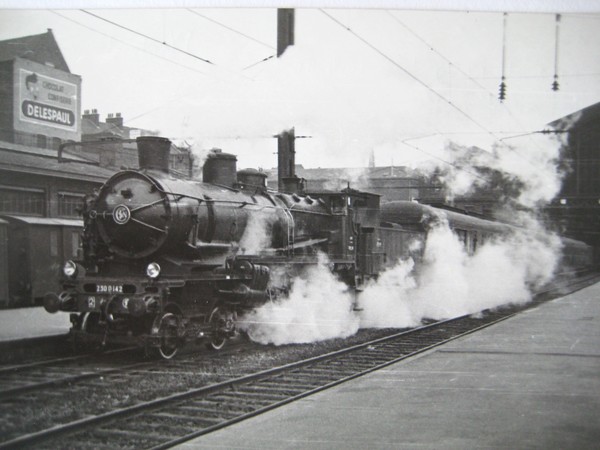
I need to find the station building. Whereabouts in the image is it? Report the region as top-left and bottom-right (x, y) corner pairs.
(546, 101), (600, 260)
(0, 29), (109, 218)
(0, 30), (191, 306)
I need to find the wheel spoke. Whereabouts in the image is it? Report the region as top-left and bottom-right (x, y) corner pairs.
(151, 312), (181, 359)
(208, 307), (227, 350)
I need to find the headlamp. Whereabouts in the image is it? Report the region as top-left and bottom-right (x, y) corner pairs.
(146, 262), (161, 279)
(63, 260), (78, 278)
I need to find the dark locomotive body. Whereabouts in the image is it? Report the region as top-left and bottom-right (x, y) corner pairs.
(44, 137), (593, 358)
(44, 137), (368, 357)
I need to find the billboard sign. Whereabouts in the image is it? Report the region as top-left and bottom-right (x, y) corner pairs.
(13, 59), (81, 141)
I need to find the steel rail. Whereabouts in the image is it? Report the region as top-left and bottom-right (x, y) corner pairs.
(0, 346), (137, 376)
(0, 360), (149, 399)
(0, 312), (491, 449)
(1, 273), (598, 449)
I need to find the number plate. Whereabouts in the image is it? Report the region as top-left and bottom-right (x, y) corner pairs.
(96, 284), (123, 294)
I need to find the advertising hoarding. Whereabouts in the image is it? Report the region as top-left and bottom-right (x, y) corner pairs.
(13, 58), (81, 142)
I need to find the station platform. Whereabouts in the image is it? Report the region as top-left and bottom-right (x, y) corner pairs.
(178, 282), (600, 450)
(0, 307), (70, 342)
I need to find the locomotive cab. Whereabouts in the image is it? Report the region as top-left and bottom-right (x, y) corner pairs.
(303, 189), (384, 286)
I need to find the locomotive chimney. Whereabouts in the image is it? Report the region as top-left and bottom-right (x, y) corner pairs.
(137, 136), (171, 173)
(203, 149), (237, 187)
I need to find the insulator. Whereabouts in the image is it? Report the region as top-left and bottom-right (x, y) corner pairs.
(498, 81), (507, 101)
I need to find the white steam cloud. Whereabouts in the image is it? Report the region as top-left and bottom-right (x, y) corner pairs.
(417, 136), (565, 210)
(241, 215), (562, 345)
(238, 254), (359, 345)
(239, 212), (275, 255)
(359, 216), (561, 329)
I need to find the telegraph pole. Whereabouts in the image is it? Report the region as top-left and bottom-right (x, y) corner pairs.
(277, 8), (295, 56)
(276, 8), (298, 192)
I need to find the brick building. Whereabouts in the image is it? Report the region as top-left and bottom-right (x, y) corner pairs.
(0, 30), (191, 306)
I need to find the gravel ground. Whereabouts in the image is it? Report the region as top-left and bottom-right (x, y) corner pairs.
(0, 327), (402, 442)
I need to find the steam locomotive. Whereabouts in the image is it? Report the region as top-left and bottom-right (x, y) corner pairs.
(44, 137), (593, 358)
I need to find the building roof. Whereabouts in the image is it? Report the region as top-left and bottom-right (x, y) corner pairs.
(300, 165), (416, 180)
(267, 164), (418, 182)
(0, 215), (82, 227)
(0, 140), (93, 163)
(82, 117), (129, 139)
(548, 101), (600, 131)
(81, 111), (158, 141)
(0, 142), (115, 182)
(0, 29), (70, 72)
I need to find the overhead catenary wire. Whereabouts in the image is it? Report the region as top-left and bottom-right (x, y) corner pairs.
(385, 11), (493, 98)
(54, 9), (567, 169)
(499, 12), (508, 102)
(50, 10), (207, 77)
(385, 10), (547, 156)
(81, 9), (260, 83)
(320, 9), (537, 168)
(81, 10), (214, 65)
(320, 10), (491, 135)
(563, 13), (600, 20)
(473, 73), (600, 79)
(552, 14), (561, 92)
(186, 10), (278, 71)
(28, 12), (213, 137)
(320, 12), (501, 141)
(186, 9), (276, 51)
(69, 9), (260, 126)
(401, 135), (489, 183)
(242, 54), (276, 71)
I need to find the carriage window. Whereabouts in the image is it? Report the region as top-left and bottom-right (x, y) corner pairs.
(330, 196), (346, 214)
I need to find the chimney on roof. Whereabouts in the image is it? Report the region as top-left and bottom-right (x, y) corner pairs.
(106, 112), (124, 128)
(82, 108), (100, 125)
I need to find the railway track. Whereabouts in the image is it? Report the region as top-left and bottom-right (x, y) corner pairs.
(1, 271), (596, 450)
(0, 338), (253, 402)
(0, 347), (147, 399)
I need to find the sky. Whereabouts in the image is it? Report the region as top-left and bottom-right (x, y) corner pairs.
(1, 4), (599, 170)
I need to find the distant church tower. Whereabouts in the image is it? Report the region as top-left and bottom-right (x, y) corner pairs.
(368, 149), (375, 168)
